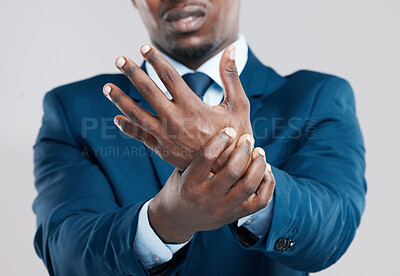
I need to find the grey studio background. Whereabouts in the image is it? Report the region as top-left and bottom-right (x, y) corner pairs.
(0, 0), (399, 275)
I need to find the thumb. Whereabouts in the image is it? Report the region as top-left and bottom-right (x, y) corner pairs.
(219, 46), (248, 110)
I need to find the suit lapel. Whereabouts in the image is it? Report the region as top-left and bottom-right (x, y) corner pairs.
(240, 48), (287, 120)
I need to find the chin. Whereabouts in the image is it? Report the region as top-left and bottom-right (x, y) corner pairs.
(170, 42), (215, 62)
(162, 29), (220, 62)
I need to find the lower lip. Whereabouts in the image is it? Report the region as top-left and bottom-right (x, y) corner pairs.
(165, 16), (206, 34)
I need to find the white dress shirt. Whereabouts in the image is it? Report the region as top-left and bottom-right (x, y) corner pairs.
(133, 34), (275, 269)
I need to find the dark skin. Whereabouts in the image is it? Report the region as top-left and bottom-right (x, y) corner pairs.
(107, 46), (252, 172)
(132, 0), (240, 70)
(103, 0), (275, 243)
(150, 129), (274, 243)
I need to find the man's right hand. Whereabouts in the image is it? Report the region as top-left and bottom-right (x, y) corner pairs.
(147, 128), (275, 244)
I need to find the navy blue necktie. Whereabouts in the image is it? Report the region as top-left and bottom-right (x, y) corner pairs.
(182, 72), (213, 100)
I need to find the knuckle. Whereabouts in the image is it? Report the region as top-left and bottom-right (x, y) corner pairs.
(147, 53), (158, 65)
(125, 110), (139, 124)
(268, 178), (276, 192)
(200, 147), (218, 163)
(212, 133), (228, 146)
(265, 171), (275, 186)
(226, 100), (236, 111)
(124, 65), (136, 78)
(271, 178), (276, 187)
(257, 159), (267, 172)
(135, 127), (144, 141)
(120, 121), (128, 133)
(212, 159), (224, 173)
(112, 90), (121, 103)
(140, 84), (155, 97)
(228, 96), (250, 112)
(160, 69), (178, 82)
(227, 169), (240, 183)
(225, 67), (239, 80)
(239, 98), (251, 110)
(243, 147), (252, 158)
(244, 184), (256, 197)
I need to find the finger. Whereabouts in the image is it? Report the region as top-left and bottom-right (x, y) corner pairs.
(115, 55), (173, 116)
(183, 127), (238, 183)
(114, 115), (159, 150)
(211, 134), (255, 193)
(225, 147), (267, 208)
(235, 164), (275, 218)
(103, 83), (160, 134)
(219, 46), (249, 111)
(140, 45), (200, 103)
(210, 141), (237, 174)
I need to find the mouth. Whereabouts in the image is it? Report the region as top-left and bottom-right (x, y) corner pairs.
(162, 5), (207, 35)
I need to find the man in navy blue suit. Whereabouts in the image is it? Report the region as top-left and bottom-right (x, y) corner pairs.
(33, 0), (366, 275)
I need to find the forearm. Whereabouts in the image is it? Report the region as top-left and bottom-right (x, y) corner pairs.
(35, 199), (147, 276)
(233, 166), (365, 272)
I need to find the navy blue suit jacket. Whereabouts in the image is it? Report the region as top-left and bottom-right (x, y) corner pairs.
(33, 49), (366, 276)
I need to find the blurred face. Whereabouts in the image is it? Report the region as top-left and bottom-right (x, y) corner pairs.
(133, 0), (240, 68)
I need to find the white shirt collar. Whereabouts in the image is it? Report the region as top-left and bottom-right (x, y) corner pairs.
(145, 34), (248, 93)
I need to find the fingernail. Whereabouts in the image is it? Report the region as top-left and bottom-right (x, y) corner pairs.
(246, 135), (254, 146)
(114, 117), (123, 131)
(266, 163), (272, 172)
(141, 45), (151, 55)
(257, 147), (265, 157)
(229, 48), (236, 60)
(116, 56), (126, 68)
(224, 127), (237, 138)
(237, 134), (252, 147)
(103, 85), (111, 97)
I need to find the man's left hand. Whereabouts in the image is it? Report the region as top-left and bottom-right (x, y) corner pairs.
(103, 45), (252, 171)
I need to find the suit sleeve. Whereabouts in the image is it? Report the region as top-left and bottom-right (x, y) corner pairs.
(231, 77), (366, 272)
(33, 90), (150, 275)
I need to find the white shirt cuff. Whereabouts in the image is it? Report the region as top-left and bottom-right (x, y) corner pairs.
(237, 193), (275, 239)
(133, 199), (191, 269)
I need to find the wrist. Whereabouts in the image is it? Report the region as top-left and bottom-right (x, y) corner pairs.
(148, 198), (194, 244)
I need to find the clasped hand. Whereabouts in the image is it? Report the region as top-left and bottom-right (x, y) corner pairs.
(148, 128), (275, 243)
(103, 45), (275, 243)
